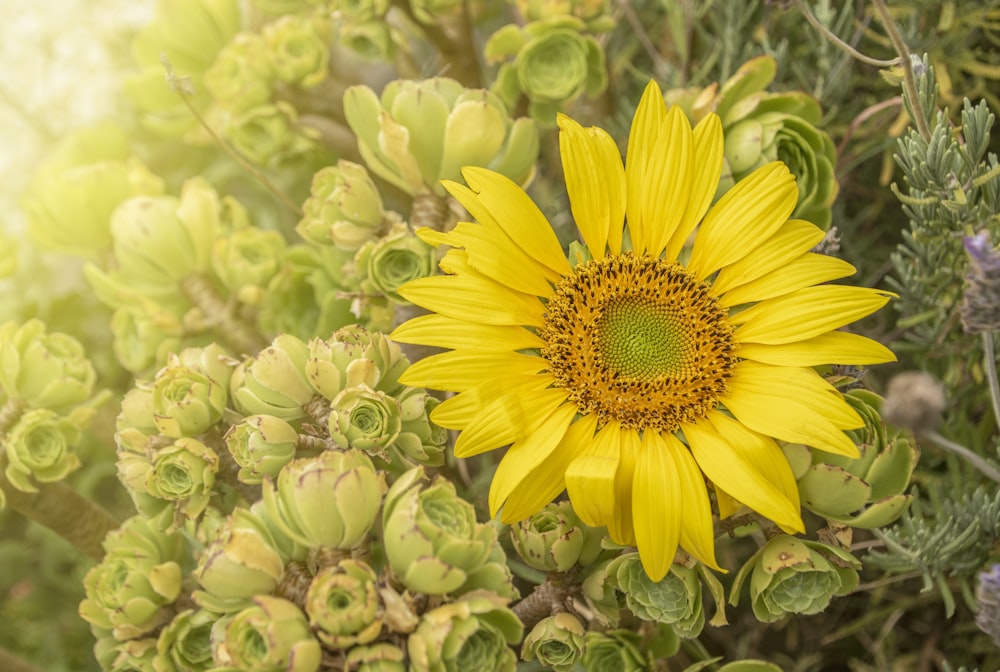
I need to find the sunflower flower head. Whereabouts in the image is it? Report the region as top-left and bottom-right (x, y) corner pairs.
(392, 80), (895, 581)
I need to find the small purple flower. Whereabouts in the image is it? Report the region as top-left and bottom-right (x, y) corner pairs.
(961, 231), (1000, 333)
(976, 563), (1000, 646)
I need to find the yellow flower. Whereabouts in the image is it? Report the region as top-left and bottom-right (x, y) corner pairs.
(392, 81), (895, 581)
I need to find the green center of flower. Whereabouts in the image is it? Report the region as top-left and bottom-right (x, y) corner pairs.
(540, 253), (736, 432)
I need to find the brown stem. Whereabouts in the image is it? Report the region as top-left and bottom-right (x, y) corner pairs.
(0, 398), (26, 437)
(0, 646), (44, 672)
(391, 0), (482, 88)
(511, 579), (571, 631)
(181, 274), (269, 357)
(0, 476), (119, 562)
(870, 0), (933, 142)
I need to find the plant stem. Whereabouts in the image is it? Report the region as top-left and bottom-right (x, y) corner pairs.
(180, 274), (269, 356)
(0, 475), (119, 562)
(983, 332), (1000, 430)
(512, 579), (570, 631)
(791, 0), (900, 68)
(923, 430), (1000, 485)
(870, 0), (933, 142)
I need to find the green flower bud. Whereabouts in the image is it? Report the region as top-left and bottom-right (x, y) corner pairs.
(259, 245), (358, 341)
(23, 157), (165, 258)
(225, 414), (299, 485)
(154, 608), (216, 672)
(305, 324), (409, 399)
(231, 333), (314, 421)
(263, 15), (331, 88)
(263, 449), (384, 550)
(355, 223), (436, 303)
(193, 507), (288, 614)
(144, 437), (219, 523)
(328, 385), (402, 454)
(305, 559), (382, 649)
(3, 408), (82, 492)
(485, 18), (606, 125)
(520, 613), (586, 672)
(110, 307), (185, 375)
(580, 630), (651, 672)
(296, 161), (390, 251)
(340, 20), (398, 61)
(407, 595), (523, 672)
(79, 516), (186, 640)
(212, 227), (287, 304)
(730, 535), (860, 623)
(0, 319), (97, 412)
(345, 643), (406, 672)
(226, 102), (316, 167)
(788, 389), (918, 529)
(382, 467), (497, 595)
(510, 501), (586, 573)
(205, 32), (275, 112)
(212, 596), (321, 672)
(344, 78), (539, 196)
(389, 388), (447, 467)
(151, 348), (231, 438)
(608, 553), (705, 638)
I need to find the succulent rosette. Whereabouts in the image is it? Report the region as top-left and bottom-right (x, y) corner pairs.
(345, 643), (407, 672)
(143, 437), (220, 523)
(381, 467), (499, 595)
(225, 102), (317, 167)
(730, 535), (860, 623)
(407, 595), (523, 672)
(355, 223), (437, 303)
(263, 449), (385, 550)
(231, 333), (315, 421)
(296, 161), (394, 251)
(204, 32), (276, 112)
(304, 559), (383, 649)
(150, 345), (233, 438)
(328, 385), (403, 454)
(211, 596), (322, 672)
(509, 500), (586, 573)
(389, 388), (448, 467)
(3, 408), (83, 492)
(0, 319), (98, 412)
(607, 552), (705, 638)
(305, 325), (410, 400)
(262, 14), (331, 88)
(485, 16), (607, 124)
(225, 414), (299, 484)
(154, 609), (216, 672)
(783, 389), (919, 528)
(672, 55), (838, 228)
(193, 507), (289, 614)
(211, 226), (287, 304)
(520, 613), (587, 672)
(344, 77), (539, 196)
(110, 306), (186, 375)
(580, 630), (651, 671)
(79, 516), (186, 640)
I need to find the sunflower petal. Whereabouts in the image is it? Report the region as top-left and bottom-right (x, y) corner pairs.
(399, 350), (547, 391)
(712, 218), (826, 295)
(664, 113), (724, 262)
(609, 428), (639, 546)
(633, 431), (682, 582)
(641, 106), (694, 256)
(458, 167), (572, 277)
(566, 420), (624, 529)
(731, 286), (895, 344)
(391, 313), (545, 351)
(625, 81), (668, 255)
(669, 433), (721, 570)
(430, 376), (546, 429)
(455, 385), (569, 457)
(685, 415), (803, 533)
(558, 114), (627, 258)
(687, 162), (798, 281)
(737, 331), (897, 366)
(490, 403), (578, 517)
(719, 254), (857, 307)
(398, 273), (546, 326)
(500, 413), (599, 522)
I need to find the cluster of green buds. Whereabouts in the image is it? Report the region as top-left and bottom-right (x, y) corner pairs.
(0, 320), (107, 505)
(20, 123), (164, 259)
(668, 55), (839, 229)
(344, 77), (540, 198)
(125, 0), (241, 137)
(783, 389), (919, 529)
(83, 178), (288, 373)
(485, 12), (612, 125)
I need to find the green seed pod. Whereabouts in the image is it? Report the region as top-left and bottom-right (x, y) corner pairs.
(520, 613), (587, 672)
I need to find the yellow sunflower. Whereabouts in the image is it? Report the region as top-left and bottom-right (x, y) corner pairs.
(392, 80), (895, 581)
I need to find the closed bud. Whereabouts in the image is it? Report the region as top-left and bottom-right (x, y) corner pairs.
(305, 324), (409, 399)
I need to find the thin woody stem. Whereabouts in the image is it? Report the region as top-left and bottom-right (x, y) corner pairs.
(870, 0), (933, 142)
